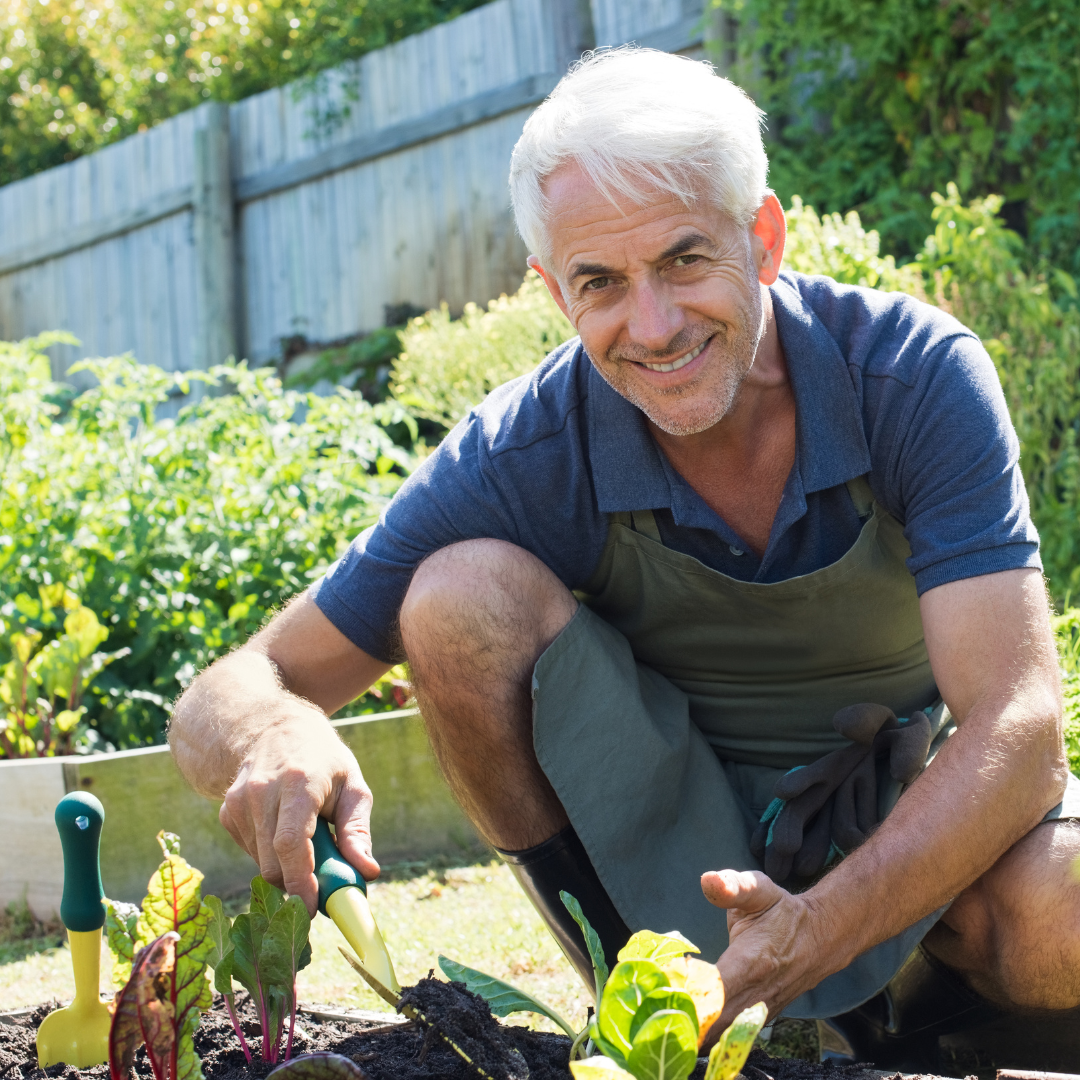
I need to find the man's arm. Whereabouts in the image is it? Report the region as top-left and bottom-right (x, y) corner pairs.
(168, 591), (390, 913)
(701, 566), (1068, 1026)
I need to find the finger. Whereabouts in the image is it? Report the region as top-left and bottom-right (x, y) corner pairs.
(701, 869), (784, 914)
(332, 774), (381, 881)
(274, 796), (320, 916)
(220, 765), (260, 861)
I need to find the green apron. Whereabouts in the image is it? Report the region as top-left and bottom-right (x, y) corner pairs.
(531, 477), (1079, 1017)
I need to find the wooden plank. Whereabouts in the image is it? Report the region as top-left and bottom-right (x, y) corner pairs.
(235, 72), (560, 204)
(0, 185), (193, 276)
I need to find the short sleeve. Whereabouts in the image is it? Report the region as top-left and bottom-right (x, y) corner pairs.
(874, 333), (1041, 594)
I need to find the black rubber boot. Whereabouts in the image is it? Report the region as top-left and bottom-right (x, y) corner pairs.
(818, 945), (1080, 1074)
(816, 945), (999, 1072)
(496, 825), (631, 995)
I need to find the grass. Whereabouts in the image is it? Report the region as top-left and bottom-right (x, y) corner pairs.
(0, 859), (818, 1059)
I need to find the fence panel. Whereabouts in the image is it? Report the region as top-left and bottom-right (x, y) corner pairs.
(0, 0), (706, 378)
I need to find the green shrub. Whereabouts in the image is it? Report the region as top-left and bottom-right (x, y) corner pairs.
(0, 337), (413, 752)
(786, 187), (1080, 600)
(390, 269), (575, 430)
(719, 0), (1080, 272)
(1055, 610), (1080, 779)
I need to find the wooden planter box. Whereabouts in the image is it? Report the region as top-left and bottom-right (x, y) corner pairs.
(0, 709), (480, 918)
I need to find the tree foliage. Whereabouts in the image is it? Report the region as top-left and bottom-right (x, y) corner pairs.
(0, 0), (487, 185)
(715, 0), (1080, 271)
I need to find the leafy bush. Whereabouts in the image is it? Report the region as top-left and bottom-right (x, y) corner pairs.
(0, 0), (487, 186)
(786, 187), (1080, 600)
(1054, 609), (1080, 779)
(719, 0), (1080, 271)
(390, 270), (576, 430)
(0, 336), (412, 752)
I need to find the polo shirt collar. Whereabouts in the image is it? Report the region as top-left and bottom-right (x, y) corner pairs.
(586, 269), (872, 515)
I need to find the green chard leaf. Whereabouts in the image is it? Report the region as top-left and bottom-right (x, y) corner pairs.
(703, 1003), (768, 1080)
(598, 960), (670, 1058)
(438, 955), (577, 1038)
(587, 1019), (629, 1070)
(204, 896), (236, 997)
(626, 1009), (698, 1080)
(137, 831), (213, 1080)
(561, 890), (610, 998)
(104, 898), (140, 986)
(617, 931), (699, 965)
(629, 989), (697, 1045)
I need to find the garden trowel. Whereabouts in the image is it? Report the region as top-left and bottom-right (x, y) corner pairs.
(312, 817), (399, 995)
(36, 791), (113, 1068)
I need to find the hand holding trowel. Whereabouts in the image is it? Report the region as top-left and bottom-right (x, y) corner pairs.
(311, 817), (399, 1001)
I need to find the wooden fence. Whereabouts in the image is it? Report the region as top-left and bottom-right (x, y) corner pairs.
(0, 0), (720, 385)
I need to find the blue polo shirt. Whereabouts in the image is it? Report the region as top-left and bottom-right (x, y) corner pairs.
(314, 270), (1040, 662)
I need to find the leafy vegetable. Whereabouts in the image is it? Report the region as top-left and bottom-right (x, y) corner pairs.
(266, 1054), (367, 1080)
(109, 932), (180, 1080)
(204, 896), (250, 1063)
(626, 1010), (698, 1080)
(596, 960), (669, 1059)
(437, 955), (576, 1038)
(617, 931), (700, 966)
(104, 832), (213, 1080)
(703, 1003), (769, 1080)
(560, 890), (610, 1001)
(211, 876), (312, 1063)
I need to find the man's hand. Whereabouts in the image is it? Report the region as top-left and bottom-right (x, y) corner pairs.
(219, 707), (380, 915)
(169, 591), (391, 914)
(701, 870), (840, 1032)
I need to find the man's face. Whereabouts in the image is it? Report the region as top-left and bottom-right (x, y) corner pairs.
(532, 164), (780, 437)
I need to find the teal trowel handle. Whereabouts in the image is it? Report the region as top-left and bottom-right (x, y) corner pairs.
(55, 792), (106, 932)
(312, 817), (367, 917)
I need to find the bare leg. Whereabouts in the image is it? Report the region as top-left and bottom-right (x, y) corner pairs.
(399, 539), (578, 851)
(923, 819), (1080, 1009)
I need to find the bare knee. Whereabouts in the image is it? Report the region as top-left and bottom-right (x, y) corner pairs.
(400, 539), (576, 673)
(938, 820), (1080, 1008)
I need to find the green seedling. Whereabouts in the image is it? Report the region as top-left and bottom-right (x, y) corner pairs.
(204, 875), (312, 1063)
(440, 894), (766, 1080)
(104, 832), (212, 1080)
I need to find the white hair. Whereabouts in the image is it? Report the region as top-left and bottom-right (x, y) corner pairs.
(509, 47), (771, 265)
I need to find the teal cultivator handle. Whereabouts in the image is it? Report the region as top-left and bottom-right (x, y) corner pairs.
(312, 817), (367, 917)
(55, 792), (106, 932)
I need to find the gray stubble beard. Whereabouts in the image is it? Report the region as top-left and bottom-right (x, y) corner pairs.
(592, 285), (765, 437)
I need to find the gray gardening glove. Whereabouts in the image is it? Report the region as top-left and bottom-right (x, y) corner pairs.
(749, 703), (934, 882)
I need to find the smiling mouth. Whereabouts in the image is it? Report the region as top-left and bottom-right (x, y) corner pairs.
(636, 337), (711, 373)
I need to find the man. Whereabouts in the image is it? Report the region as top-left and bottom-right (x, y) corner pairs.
(169, 48), (1080, 1071)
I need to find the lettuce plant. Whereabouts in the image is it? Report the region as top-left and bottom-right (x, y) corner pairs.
(204, 875), (312, 1063)
(440, 894), (766, 1080)
(104, 833), (213, 1080)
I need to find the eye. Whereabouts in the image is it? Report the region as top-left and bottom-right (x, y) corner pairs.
(583, 276), (612, 291)
(672, 254), (702, 267)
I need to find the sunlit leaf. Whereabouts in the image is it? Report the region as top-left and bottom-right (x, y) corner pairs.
(618, 931), (699, 965)
(626, 1009), (697, 1080)
(598, 960), (669, 1057)
(569, 1056), (636, 1080)
(703, 1003), (768, 1080)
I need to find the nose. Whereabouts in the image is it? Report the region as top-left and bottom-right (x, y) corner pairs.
(624, 278), (685, 356)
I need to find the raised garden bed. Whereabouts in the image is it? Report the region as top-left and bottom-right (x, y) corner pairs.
(0, 983), (918, 1080)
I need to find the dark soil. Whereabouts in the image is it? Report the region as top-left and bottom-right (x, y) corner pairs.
(0, 981), (941, 1080)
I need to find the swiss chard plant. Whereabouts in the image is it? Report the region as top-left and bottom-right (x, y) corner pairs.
(204, 875), (312, 1063)
(104, 833), (213, 1080)
(439, 893), (767, 1080)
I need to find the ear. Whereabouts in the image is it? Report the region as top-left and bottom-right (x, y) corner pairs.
(527, 255), (575, 326)
(752, 194), (787, 287)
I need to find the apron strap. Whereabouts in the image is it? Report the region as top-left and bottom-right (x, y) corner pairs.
(629, 509), (663, 543)
(845, 475), (875, 520)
